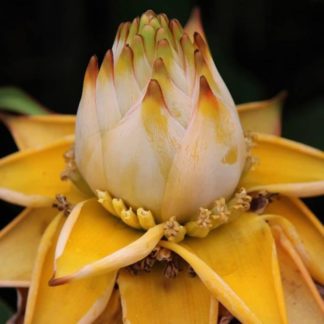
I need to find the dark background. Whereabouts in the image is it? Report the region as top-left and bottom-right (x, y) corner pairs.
(0, 0), (323, 314)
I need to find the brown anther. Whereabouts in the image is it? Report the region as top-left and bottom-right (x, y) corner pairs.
(163, 259), (180, 279)
(250, 191), (278, 214)
(188, 266), (197, 277)
(52, 194), (73, 216)
(153, 247), (173, 262)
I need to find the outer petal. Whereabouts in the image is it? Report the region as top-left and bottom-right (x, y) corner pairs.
(75, 56), (107, 192)
(0, 207), (56, 286)
(102, 80), (184, 219)
(240, 133), (324, 196)
(237, 92), (286, 136)
(118, 266), (215, 324)
(272, 226), (324, 323)
(0, 136), (78, 207)
(265, 197), (324, 284)
(51, 199), (164, 284)
(162, 213), (287, 324)
(162, 77), (245, 222)
(2, 114), (75, 150)
(25, 214), (116, 324)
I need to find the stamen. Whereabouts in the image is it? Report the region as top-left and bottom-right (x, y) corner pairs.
(228, 188), (252, 212)
(60, 146), (93, 195)
(52, 194), (73, 216)
(60, 147), (77, 181)
(137, 208), (156, 229)
(112, 198), (128, 217)
(243, 132), (258, 173)
(121, 208), (141, 229)
(96, 190), (116, 215)
(163, 216), (186, 243)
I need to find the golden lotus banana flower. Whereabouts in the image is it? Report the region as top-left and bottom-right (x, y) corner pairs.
(0, 9), (324, 324)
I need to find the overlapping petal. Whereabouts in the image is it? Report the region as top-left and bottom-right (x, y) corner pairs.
(0, 136), (87, 207)
(25, 214), (116, 324)
(2, 114), (75, 150)
(75, 56), (107, 192)
(240, 133), (324, 196)
(272, 226), (324, 323)
(162, 77), (245, 222)
(118, 266), (214, 323)
(51, 199), (164, 284)
(0, 207), (56, 286)
(102, 80), (184, 219)
(162, 213), (287, 324)
(265, 196), (324, 284)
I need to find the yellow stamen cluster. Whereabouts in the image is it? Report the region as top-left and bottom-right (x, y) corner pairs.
(97, 190), (156, 230)
(96, 188), (252, 242)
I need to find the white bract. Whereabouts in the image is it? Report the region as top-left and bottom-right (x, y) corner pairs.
(75, 11), (246, 223)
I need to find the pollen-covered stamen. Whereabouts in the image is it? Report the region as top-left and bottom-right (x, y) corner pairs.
(185, 208), (213, 238)
(52, 194), (73, 216)
(197, 208), (213, 228)
(163, 216), (186, 243)
(60, 147), (77, 181)
(61, 146), (93, 195)
(228, 188), (252, 212)
(243, 132), (258, 174)
(250, 191), (278, 214)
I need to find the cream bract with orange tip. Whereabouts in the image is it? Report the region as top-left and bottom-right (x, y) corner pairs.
(75, 10), (246, 223)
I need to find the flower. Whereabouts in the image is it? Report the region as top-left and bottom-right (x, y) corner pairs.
(0, 9), (324, 324)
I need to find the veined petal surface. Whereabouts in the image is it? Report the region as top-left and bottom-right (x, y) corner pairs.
(273, 226), (324, 323)
(0, 207), (56, 286)
(162, 213), (287, 324)
(25, 214), (116, 324)
(118, 266), (214, 324)
(2, 114), (75, 150)
(265, 196), (324, 284)
(240, 133), (324, 196)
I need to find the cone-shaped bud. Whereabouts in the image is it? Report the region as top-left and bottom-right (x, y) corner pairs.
(75, 10), (246, 225)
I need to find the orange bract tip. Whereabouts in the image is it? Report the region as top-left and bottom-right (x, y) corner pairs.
(144, 79), (165, 105)
(84, 56), (98, 85)
(199, 75), (215, 101)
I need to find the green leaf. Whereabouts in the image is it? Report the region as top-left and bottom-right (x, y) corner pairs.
(0, 299), (13, 323)
(0, 87), (48, 115)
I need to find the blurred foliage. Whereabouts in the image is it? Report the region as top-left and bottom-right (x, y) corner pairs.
(0, 299), (13, 322)
(0, 87), (47, 115)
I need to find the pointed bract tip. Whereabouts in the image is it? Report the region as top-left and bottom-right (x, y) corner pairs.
(144, 79), (165, 105)
(152, 57), (166, 73)
(84, 55), (98, 87)
(199, 75), (214, 99)
(185, 7), (205, 39)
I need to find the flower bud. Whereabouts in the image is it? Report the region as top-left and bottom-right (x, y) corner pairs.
(75, 11), (246, 224)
